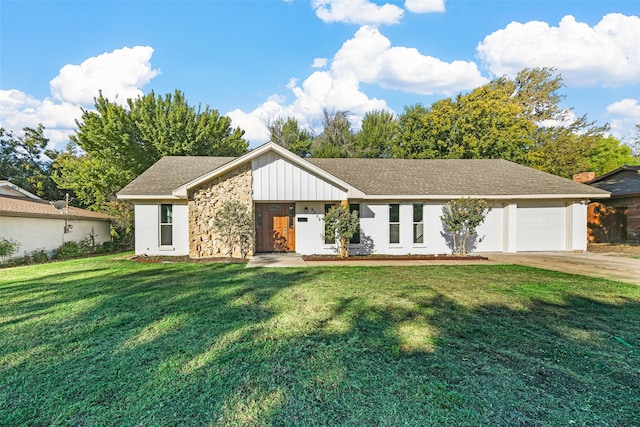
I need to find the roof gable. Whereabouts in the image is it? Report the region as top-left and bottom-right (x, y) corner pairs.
(172, 142), (364, 198)
(0, 180), (40, 199)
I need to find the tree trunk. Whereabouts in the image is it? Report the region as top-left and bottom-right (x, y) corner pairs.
(340, 237), (349, 258)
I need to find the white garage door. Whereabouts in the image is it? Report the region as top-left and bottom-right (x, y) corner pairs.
(517, 202), (567, 251)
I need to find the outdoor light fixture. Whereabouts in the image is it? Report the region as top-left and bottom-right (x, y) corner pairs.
(304, 207), (309, 213)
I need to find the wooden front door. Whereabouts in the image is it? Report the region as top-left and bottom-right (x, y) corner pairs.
(255, 203), (296, 252)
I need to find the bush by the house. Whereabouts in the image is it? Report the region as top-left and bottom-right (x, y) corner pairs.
(0, 239), (20, 263)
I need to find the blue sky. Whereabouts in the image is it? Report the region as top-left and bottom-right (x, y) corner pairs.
(1, 0), (639, 149)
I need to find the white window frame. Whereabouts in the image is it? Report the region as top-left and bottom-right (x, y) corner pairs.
(159, 203), (173, 247)
(389, 203), (400, 245)
(413, 203), (425, 245)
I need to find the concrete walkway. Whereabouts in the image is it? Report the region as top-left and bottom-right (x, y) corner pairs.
(246, 253), (309, 268)
(247, 251), (640, 284)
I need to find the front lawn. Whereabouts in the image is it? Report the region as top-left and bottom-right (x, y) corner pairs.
(1, 255), (638, 426)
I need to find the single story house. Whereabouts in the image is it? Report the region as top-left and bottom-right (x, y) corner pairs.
(579, 166), (640, 243)
(0, 180), (112, 258)
(117, 142), (610, 258)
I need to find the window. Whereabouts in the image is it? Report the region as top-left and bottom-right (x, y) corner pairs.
(160, 204), (173, 246)
(389, 204), (400, 244)
(324, 203), (335, 244)
(349, 203), (360, 244)
(413, 203), (424, 244)
(289, 205), (295, 229)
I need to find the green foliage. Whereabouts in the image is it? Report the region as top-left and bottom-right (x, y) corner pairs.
(52, 241), (84, 260)
(311, 110), (353, 158)
(5, 248), (50, 267)
(268, 117), (313, 157)
(53, 90), (248, 209)
(584, 135), (639, 175)
(0, 239), (20, 262)
(352, 110), (398, 158)
(0, 125), (65, 200)
(392, 80), (535, 163)
(528, 116), (609, 178)
(440, 198), (490, 255)
(212, 201), (253, 258)
(323, 203), (360, 257)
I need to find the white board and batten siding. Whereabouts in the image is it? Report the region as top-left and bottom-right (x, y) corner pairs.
(134, 202), (189, 256)
(252, 152), (346, 201)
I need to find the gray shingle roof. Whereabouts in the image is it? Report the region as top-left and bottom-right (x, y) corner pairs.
(306, 158), (609, 197)
(117, 153), (609, 198)
(587, 166), (640, 197)
(0, 195), (112, 221)
(117, 156), (235, 196)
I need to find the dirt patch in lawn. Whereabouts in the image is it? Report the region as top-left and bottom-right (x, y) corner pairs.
(588, 243), (640, 257)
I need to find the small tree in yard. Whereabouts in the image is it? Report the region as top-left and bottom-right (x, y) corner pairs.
(0, 239), (20, 263)
(212, 201), (253, 258)
(324, 203), (360, 258)
(441, 198), (490, 256)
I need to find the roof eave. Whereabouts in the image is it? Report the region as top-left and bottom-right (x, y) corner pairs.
(117, 194), (187, 201)
(360, 193), (611, 200)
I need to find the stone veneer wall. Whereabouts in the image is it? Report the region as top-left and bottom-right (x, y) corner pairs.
(188, 164), (253, 258)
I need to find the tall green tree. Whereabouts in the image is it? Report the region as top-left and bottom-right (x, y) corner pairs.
(267, 116), (313, 157)
(0, 125), (64, 200)
(584, 135), (639, 176)
(527, 116), (607, 178)
(311, 109), (353, 158)
(54, 90), (248, 209)
(392, 80), (535, 163)
(352, 110), (398, 158)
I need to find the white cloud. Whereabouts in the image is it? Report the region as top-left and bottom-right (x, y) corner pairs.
(477, 13), (640, 87)
(606, 98), (640, 141)
(50, 46), (160, 105)
(312, 57), (328, 68)
(228, 26), (487, 146)
(334, 26), (487, 95)
(312, 0), (404, 25)
(404, 0), (445, 13)
(1, 46), (160, 149)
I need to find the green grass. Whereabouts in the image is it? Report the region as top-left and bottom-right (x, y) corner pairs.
(1, 255), (639, 426)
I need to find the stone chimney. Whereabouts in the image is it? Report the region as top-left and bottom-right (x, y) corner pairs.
(572, 171), (596, 183)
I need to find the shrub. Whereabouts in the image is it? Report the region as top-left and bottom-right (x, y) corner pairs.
(324, 203), (360, 258)
(212, 201), (253, 258)
(441, 198), (491, 256)
(5, 248), (50, 267)
(0, 239), (20, 263)
(53, 241), (84, 260)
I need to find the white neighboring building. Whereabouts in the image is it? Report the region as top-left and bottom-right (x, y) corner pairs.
(0, 181), (112, 258)
(117, 142), (610, 258)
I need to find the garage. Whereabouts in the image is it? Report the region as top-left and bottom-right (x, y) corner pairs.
(517, 202), (567, 251)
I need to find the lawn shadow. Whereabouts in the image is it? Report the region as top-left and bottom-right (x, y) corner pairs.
(1, 261), (639, 426)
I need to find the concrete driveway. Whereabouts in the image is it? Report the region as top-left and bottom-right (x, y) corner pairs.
(485, 252), (640, 285)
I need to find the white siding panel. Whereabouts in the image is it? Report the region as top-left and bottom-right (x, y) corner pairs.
(134, 202), (189, 256)
(475, 205), (504, 252)
(516, 202), (567, 251)
(252, 152), (346, 201)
